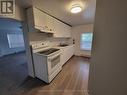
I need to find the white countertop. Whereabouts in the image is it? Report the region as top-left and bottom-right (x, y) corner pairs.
(53, 44), (75, 49)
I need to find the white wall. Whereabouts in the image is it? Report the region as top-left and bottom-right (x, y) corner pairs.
(88, 0), (127, 95)
(0, 1), (25, 21)
(71, 24), (94, 56)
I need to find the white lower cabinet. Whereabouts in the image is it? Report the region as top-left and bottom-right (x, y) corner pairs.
(60, 45), (75, 66)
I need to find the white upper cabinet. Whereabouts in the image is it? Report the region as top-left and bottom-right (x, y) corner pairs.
(26, 7), (71, 37)
(46, 15), (54, 33)
(63, 24), (71, 38)
(53, 19), (64, 37)
(27, 7), (53, 33)
(53, 18), (71, 38)
(33, 8), (47, 31)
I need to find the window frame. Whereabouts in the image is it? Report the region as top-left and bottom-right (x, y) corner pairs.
(80, 32), (93, 51)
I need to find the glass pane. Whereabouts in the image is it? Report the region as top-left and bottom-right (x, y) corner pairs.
(81, 33), (93, 50)
(7, 34), (24, 48)
(82, 33), (93, 42)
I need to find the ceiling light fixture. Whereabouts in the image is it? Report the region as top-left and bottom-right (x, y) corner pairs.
(71, 5), (82, 13)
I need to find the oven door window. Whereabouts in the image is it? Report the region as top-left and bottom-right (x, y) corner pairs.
(51, 55), (60, 68)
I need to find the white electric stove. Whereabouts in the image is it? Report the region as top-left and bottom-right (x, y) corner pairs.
(31, 42), (62, 83)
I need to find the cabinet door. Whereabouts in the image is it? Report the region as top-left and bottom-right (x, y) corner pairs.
(33, 8), (42, 28)
(54, 19), (63, 37)
(33, 8), (46, 31)
(63, 24), (71, 37)
(60, 45), (74, 66)
(34, 9), (55, 33)
(40, 13), (47, 31)
(53, 19), (71, 37)
(65, 25), (71, 37)
(60, 22), (66, 37)
(60, 48), (64, 66)
(68, 45), (75, 58)
(54, 19), (69, 37)
(46, 15), (54, 33)
(61, 48), (67, 66)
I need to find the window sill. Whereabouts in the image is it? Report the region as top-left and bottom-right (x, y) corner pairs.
(80, 49), (91, 51)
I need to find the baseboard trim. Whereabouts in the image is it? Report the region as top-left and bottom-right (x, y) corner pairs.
(80, 55), (91, 59)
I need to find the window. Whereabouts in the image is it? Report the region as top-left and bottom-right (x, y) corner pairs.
(81, 33), (93, 50)
(7, 34), (24, 48)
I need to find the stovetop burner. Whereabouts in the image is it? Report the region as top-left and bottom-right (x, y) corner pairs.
(38, 48), (60, 55)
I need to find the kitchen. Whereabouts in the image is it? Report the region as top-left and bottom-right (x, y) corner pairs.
(24, 3), (94, 93)
(26, 7), (76, 81)
(1, 0), (127, 95)
(0, 0), (95, 95)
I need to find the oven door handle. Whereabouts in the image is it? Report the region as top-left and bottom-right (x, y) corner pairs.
(48, 52), (61, 61)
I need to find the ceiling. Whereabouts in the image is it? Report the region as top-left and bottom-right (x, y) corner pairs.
(18, 0), (96, 26)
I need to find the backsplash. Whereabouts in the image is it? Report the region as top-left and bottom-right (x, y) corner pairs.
(28, 32), (72, 46)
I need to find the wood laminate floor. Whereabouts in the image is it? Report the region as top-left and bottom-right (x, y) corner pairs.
(0, 53), (90, 95)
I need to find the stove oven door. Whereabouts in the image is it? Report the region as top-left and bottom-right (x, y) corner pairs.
(47, 52), (61, 75)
